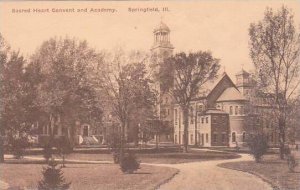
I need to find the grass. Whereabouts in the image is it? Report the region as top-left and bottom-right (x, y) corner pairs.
(0, 163), (178, 190)
(18, 149), (239, 164)
(219, 152), (300, 190)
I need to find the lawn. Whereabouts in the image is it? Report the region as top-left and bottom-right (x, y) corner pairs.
(0, 163), (178, 190)
(47, 149), (240, 164)
(219, 152), (300, 190)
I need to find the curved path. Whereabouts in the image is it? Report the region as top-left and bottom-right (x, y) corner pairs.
(147, 153), (272, 190)
(3, 152), (272, 190)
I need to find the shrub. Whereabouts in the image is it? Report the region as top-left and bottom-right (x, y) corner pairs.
(55, 137), (73, 167)
(287, 154), (298, 172)
(43, 143), (53, 163)
(38, 160), (71, 190)
(120, 152), (140, 174)
(10, 137), (29, 159)
(112, 151), (120, 164)
(247, 134), (268, 163)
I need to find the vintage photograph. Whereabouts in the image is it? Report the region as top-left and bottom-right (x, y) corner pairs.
(0, 1), (300, 189)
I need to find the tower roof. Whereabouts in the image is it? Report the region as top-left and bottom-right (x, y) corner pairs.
(236, 69), (250, 76)
(154, 22), (170, 33)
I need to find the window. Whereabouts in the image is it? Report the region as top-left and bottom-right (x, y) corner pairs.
(206, 117), (209, 123)
(174, 109), (178, 125)
(240, 106), (244, 115)
(213, 134), (217, 143)
(212, 116), (217, 123)
(230, 106), (233, 115)
(201, 117), (204, 124)
(197, 105), (203, 112)
(190, 107), (194, 124)
(242, 132), (246, 142)
(235, 106), (238, 115)
(175, 135), (177, 144)
(190, 134), (194, 144)
(206, 134), (209, 143)
(222, 134), (226, 142)
(232, 132), (236, 142)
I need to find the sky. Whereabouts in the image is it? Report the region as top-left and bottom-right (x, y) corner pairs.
(0, 0), (300, 79)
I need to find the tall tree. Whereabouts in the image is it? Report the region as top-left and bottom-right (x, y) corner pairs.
(99, 49), (156, 160)
(30, 37), (104, 145)
(0, 34), (31, 162)
(161, 52), (220, 152)
(249, 6), (300, 159)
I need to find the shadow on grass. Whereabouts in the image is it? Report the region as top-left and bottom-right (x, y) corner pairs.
(131, 172), (152, 175)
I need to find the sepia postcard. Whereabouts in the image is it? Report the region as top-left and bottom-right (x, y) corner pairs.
(0, 1), (300, 190)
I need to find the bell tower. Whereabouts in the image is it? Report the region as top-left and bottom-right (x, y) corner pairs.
(151, 21), (174, 58)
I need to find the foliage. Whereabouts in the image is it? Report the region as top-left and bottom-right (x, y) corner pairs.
(43, 143), (53, 163)
(54, 137), (73, 167)
(38, 160), (71, 190)
(249, 6), (300, 159)
(286, 154), (297, 172)
(29, 37), (104, 144)
(248, 134), (268, 163)
(100, 49), (156, 158)
(159, 51), (220, 152)
(9, 136), (29, 159)
(120, 152), (140, 174)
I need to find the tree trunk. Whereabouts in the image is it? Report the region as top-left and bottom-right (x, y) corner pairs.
(278, 116), (286, 160)
(120, 121), (126, 164)
(183, 106), (189, 153)
(0, 137), (4, 163)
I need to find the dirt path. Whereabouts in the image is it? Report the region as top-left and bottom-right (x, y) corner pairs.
(151, 154), (272, 190)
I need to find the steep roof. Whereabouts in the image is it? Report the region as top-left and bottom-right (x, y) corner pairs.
(193, 72), (236, 100)
(216, 87), (247, 102)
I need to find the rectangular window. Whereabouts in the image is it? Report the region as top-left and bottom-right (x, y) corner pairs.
(240, 106), (244, 115)
(222, 134), (226, 142)
(206, 117), (209, 123)
(213, 134), (217, 143)
(206, 133), (209, 143)
(230, 106), (233, 115)
(201, 117), (204, 124)
(174, 109), (178, 125)
(212, 116), (217, 123)
(235, 106), (238, 115)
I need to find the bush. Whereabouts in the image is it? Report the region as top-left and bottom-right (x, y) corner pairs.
(43, 143), (53, 163)
(247, 134), (268, 163)
(54, 137), (73, 167)
(38, 160), (71, 190)
(287, 154), (298, 172)
(120, 152), (140, 174)
(10, 137), (29, 159)
(112, 151), (120, 164)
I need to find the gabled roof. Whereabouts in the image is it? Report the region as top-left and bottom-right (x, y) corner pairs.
(216, 87), (247, 102)
(193, 72), (236, 100)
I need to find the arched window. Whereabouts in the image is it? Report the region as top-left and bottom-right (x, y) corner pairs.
(232, 132), (236, 142)
(230, 106), (233, 115)
(242, 132), (246, 142)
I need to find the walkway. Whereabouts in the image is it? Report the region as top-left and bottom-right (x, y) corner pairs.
(2, 152), (272, 190)
(150, 154), (272, 190)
